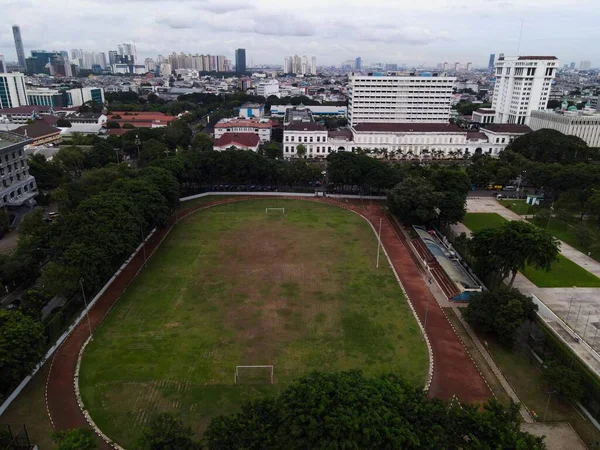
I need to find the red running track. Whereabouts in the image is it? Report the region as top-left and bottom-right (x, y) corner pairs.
(45, 196), (490, 449)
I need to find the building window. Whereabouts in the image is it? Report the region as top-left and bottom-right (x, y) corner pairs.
(303, 137), (307, 142)
(11, 152), (15, 159)
(309, 137), (313, 142)
(285, 136), (289, 142)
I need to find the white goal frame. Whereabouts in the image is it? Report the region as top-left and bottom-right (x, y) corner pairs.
(235, 365), (274, 384)
(265, 207), (285, 214)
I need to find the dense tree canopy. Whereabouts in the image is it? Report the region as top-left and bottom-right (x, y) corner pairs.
(137, 413), (199, 450)
(463, 288), (538, 346)
(506, 129), (593, 164)
(469, 221), (559, 287)
(205, 371), (545, 450)
(0, 310), (46, 394)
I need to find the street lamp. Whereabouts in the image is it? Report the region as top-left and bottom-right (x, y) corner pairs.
(79, 279), (93, 339)
(134, 134), (141, 159)
(113, 148), (120, 164)
(543, 391), (556, 421)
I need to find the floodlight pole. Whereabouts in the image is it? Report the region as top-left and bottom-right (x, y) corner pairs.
(79, 278), (93, 339)
(543, 391), (555, 421)
(376, 217), (382, 268)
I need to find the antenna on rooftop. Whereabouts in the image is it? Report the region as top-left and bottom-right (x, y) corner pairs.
(517, 20), (524, 54)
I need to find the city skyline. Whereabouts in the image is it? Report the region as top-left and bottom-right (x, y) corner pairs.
(1, 0), (599, 67)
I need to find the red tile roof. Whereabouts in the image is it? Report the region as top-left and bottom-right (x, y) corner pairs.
(108, 111), (176, 127)
(353, 123), (463, 133)
(14, 121), (60, 139)
(214, 133), (260, 148)
(466, 132), (488, 141)
(482, 124), (532, 134)
(1, 105), (52, 114)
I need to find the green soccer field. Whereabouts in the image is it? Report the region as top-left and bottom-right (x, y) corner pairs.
(79, 199), (428, 447)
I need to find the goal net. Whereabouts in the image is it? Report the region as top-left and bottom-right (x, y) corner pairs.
(265, 207), (285, 214)
(235, 365), (274, 384)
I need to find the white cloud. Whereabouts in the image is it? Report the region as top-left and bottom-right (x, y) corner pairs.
(0, 0), (599, 66)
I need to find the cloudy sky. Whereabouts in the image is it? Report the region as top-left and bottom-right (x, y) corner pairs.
(1, 0), (599, 68)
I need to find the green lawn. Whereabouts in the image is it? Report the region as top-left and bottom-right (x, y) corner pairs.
(80, 199), (428, 448)
(521, 254), (600, 287)
(531, 217), (600, 263)
(462, 213), (600, 287)
(463, 213), (508, 232)
(498, 199), (537, 216)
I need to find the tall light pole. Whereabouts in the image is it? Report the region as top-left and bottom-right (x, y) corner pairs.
(79, 279), (93, 339)
(141, 227), (147, 265)
(113, 148), (120, 164)
(135, 134), (141, 160)
(376, 217), (383, 268)
(543, 391), (556, 421)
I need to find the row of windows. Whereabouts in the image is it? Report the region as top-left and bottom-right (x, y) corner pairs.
(1, 150), (24, 162)
(1, 181), (35, 204)
(2, 171), (29, 187)
(285, 135), (327, 143)
(0, 161), (26, 176)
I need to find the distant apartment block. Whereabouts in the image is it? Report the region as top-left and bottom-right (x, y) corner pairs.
(530, 108), (600, 147)
(491, 55), (558, 125)
(256, 79), (279, 98)
(0, 131), (37, 207)
(347, 73), (456, 126)
(0, 72), (28, 109)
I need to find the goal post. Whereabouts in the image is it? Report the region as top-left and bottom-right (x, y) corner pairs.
(235, 365), (274, 384)
(265, 207), (285, 214)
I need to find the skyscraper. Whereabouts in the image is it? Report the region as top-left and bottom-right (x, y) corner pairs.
(355, 57), (362, 71)
(491, 55), (558, 125)
(235, 48), (246, 73)
(311, 56), (316, 75)
(580, 61), (592, 70)
(488, 53), (495, 71)
(12, 25), (26, 68)
(0, 72), (28, 108)
(0, 55), (6, 73)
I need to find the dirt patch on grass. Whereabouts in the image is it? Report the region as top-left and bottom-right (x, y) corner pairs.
(215, 220), (342, 363)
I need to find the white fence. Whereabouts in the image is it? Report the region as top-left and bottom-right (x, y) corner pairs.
(0, 231), (156, 417)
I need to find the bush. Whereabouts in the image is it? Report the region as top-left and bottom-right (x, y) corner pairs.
(105, 121), (120, 129)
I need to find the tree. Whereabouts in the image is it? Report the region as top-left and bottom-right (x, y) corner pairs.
(164, 120), (192, 150)
(0, 209), (10, 237)
(506, 129), (591, 164)
(54, 146), (85, 178)
(0, 309), (45, 395)
(587, 189), (600, 221)
(463, 288), (537, 346)
(27, 153), (68, 189)
(543, 362), (583, 401)
(56, 118), (72, 127)
(105, 121), (121, 129)
(263, 142), (282, 159)
(574, 223), (596, 250)
(191, 133), (213, 152)
(52, 428), (97, 450)
(296, 144), (306, 158)
(469, 221), (559, 287)
(204, 371), (545, 450)
(123, 123), (136, 129)
(387, 176), (442, 225)
(137, 413), (199, 450)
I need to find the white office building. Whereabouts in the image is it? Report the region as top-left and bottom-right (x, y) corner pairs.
(0, 72), (28, 109)
(0, 131), (37, 207)
(347, 74), (456, 126)
(256, 79), (279, 98)
(283, 122), (531, 159)
(530, 108), (600, 147)
(491, 55), (558, 125)
(214, 118), (272, 143)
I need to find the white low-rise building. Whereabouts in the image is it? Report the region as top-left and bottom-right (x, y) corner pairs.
(271, 104), (347, 118)
(529, 108), (600, 147)
(256, 79), (279, 98)
(283, 122), (531, 159)
(214, 118), (272, 142)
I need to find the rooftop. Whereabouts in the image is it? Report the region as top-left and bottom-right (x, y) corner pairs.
(215, 118), (272, 129)
(473, 108), (495, 115)
(239, 102), (264, 109)
(352, 123), (463, 133)
(481, 124), (532, 134)
(285, 122), (327, 132)
(14, 121), (61, 139)
(214, 132), (260, 148)
(0, 130), (33, 150)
